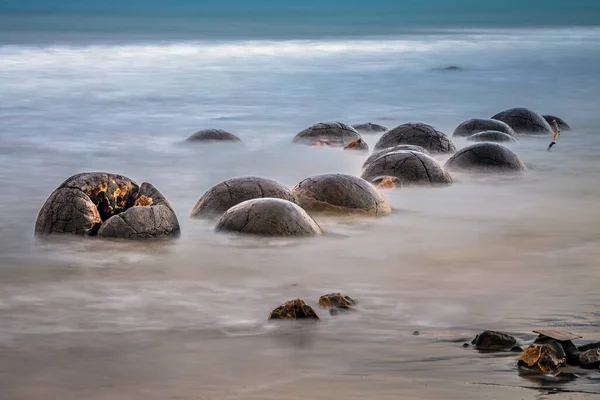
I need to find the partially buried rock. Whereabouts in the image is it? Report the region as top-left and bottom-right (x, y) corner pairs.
(318, 293), (357, 315)
(518, 341), (567, 373)
(268, 298), (320, 321)
(35, 172), (180, 239)
(579, 349), (600, 369)
(491, 107), (553, 135)
(293, 122), (363, 148)
(187, 128), (242, 143)
(371, 176), (402, 190)
(453, 118), (517, 138)
(542, 115), (572, 131)
(343, 138), (369, 152)
(352, 122), (388, 134)
(362, 151), (452, 186)
(292, 173), (391, 216)
(533, 329), (582, 366)
(444, 143), (526, 173)
(362, 145), (430, 170)
(190, 177), (298, 219)
(466, 131), (518, 143)
(374, 122), (456, 154)
(471, 331), (517, 351)
(214, 198), (322, 237)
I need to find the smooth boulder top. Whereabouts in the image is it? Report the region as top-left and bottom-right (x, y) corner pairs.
(351, 122), (388, 134)
(361, 150), (452, 186)
(466, 130), (518, 143)
(292, 173), (391, 216)
(190, 176), (298, 219)
(374, 122), (456, 154)
(453, 118), (517, 137)
(444, 142), (526, 173)
(491, 107), (553, 135)
(542, 114), (572, 131)
(362, 144), (430, 169)
(214, 198), (322, 237)
(472, 331), (517, 351)
(292, 122), (363, 147)
(187, 129), (242, 143)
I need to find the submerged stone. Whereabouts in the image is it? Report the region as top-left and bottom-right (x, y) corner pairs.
(187, 129), (242, 143)
(362, 150), (452, 186)
(579, 349), (600, 369)
(318, 293), (357, 315)
(268, 298), (320, 321)
(352, 122), (388, 134)
(466, 131), (518, 143)
(471, 330), (517, 351)
(444, 143), (526, 173)
(374, 122), (456, 154)
(542, 115), (572, 131)
(518, 341), (567, 373)
(453, 118), (516, 138)
(292, 122), (363, 148)
(362, 145), (430, 170)
(491, 107), (553, 135)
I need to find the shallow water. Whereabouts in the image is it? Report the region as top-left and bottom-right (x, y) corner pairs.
(1, 6), (600, 399)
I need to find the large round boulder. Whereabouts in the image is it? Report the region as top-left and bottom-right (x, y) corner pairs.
(466, 131), (518, 143)
(362, 145), (430, 169)
(35, 172), (180, 239)
(374, 122), (456, 154)
(352, 122), (388, 134)
(452, 118), (517, 138)
(491, 107), (553, 135)
(361, 151), (452, 186)
(292, 174), (391, 216)
(292, 122), (363, 148)
(542, 115), (572, 131)
(444, 143), (526, 173)
(190, 177), (298, 219)
(187, 129), (242, 143)
(214, 198), (322, 237)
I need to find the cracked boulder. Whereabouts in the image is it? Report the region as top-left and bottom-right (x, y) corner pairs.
(187, 129), (242, 143)
(352, 122), (388, 134)
(318, 293), (357, 315)
(292, 173), (391, 216)
(214, 198), (322, 237)
(190, 177), (298, 220)
(292, 122), (363, 148)
(542, 115), (572, 131)
(361, 150), (452, 186)
(444, 143), (527, 173)
(374, 122), (456, 154)
(518, 341), (567, 373)
(491, 107), (553, 135)
(35, 172), (180, 239)
(466, 131), (518, 143)
(362, 145), (430, 170)
(453, 118), (517, 138)
(471, 331), (517, 351)
(268, 298), (320, 321)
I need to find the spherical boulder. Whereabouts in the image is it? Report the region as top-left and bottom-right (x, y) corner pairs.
(187, 129), (242, 143)
(292, 173), (391, 216)
(292, 122), (363, 148)
(466, 131), (518, 143)
(268, 298), (320, 321)
(362, 145), (430, 169)
(361, 151), (452, 186)
(214, 198), (322, 237)
(35, 172), (180, 239)
(444, 143), (526, 173)
(374, 122), (456, 154)
(351, 122), (388, 134)
(542, 115), (572, 131)
(190, 177), (298, 219)
(491, 107), (553, 135)
(452, 118), (517, 138)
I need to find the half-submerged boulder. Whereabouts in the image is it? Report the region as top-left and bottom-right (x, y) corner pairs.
(362, 145), (430, 170)
(352, 122), (388, 134)
(471, 331), (517, 351)
(491, 107), (553, 135)
(579, 349), (600, 369)
(292, 122), (363, 149)
(35, 172), (180, 239)
(215, 198), (322, 237)
(318, 293), (357, 315)
(444, 143), (526, 173)
(374, 122), (456, 154)
(466, 131), (518, 143)
(187, 128), (242, 143)
(453, 118), (516, 138)
(190, 177), (298, 219)
(268, 298), (320, 321)
(292, 173), (391, 216)
(542, 115), (572, 131)
(361, 151), (452, 186)
(518, 341), (567, 373)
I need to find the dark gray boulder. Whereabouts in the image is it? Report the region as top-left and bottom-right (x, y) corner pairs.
(352, 122), (388, 134)
(374, 122), (456, 154)
(361, 151), (452, 186)
(292, 173), (391, 216)
(579, 349), (600, 369)
(362, 145), (430, 169)
(214, 198), (322, 237)
(190, 177), (298, 219)
(491, 107), (553, 135)
(471, 331), (517, 351)
(444, 143), (526, 173)
(466, 131), (518, 143)
(187, 129), (242, 143)
(292, 122), (363, 148)
(542, 115), (572, 131)
(453, 118), (517, 137)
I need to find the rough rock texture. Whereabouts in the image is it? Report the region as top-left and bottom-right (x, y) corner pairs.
(343, 138), (369, 152)
(374, 122), (456, 154)
(466, 131), (518, 143)
(444, 143), (526, 173)
(518, 341), (567, 373)
(362, 145), (430, 169)
(268, 298), (320, 321)
(371, 176), (402, 190)
(35, 172), (180, 239)
(190, 177), (298, 219)
(292, 173), (391, 216)
(579, 349), (600, 369)
(533, 334), (580, 366)
(187, 129), (242, 143)
(542, 115), (572, 131)
(491, 107), (553, 135)
(352, 122), (388, 134)
(318, 293), (357, 315)
(292, 122), (363, 148)
(471, 331), (517, 351)
(214, 198), (322, 237)
(452, 118), (517, 138)
(361, 151), (452, 186)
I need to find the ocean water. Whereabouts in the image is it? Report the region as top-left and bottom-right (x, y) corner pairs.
(1, 2), (600, 399)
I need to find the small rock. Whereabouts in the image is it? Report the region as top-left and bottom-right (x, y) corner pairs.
(187, 128), (242, 143)
(579, 349), (600, 369)
(471, 330), (517, 351)
(352, 122), (388, 134)
(268, 298), (320, 321)
(318, 293), (357, 316)
(412, 331), (420, 336)
(517, 341), (567, 373)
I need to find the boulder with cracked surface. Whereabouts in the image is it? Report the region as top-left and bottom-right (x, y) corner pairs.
(444, 143), (527, 173)
(466, 130), (518, 143)
(292, 122), (364, 149)
(453, 118), (517, 137)
(361, 150), (452, 186)
(352, 122), (388, 134)
(187, 128), (242, 143)
(362, 144), (430, 170)
(491, 107), (553, 135)
(542, 114), (572, 131)
(374, 122), (456, 154)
